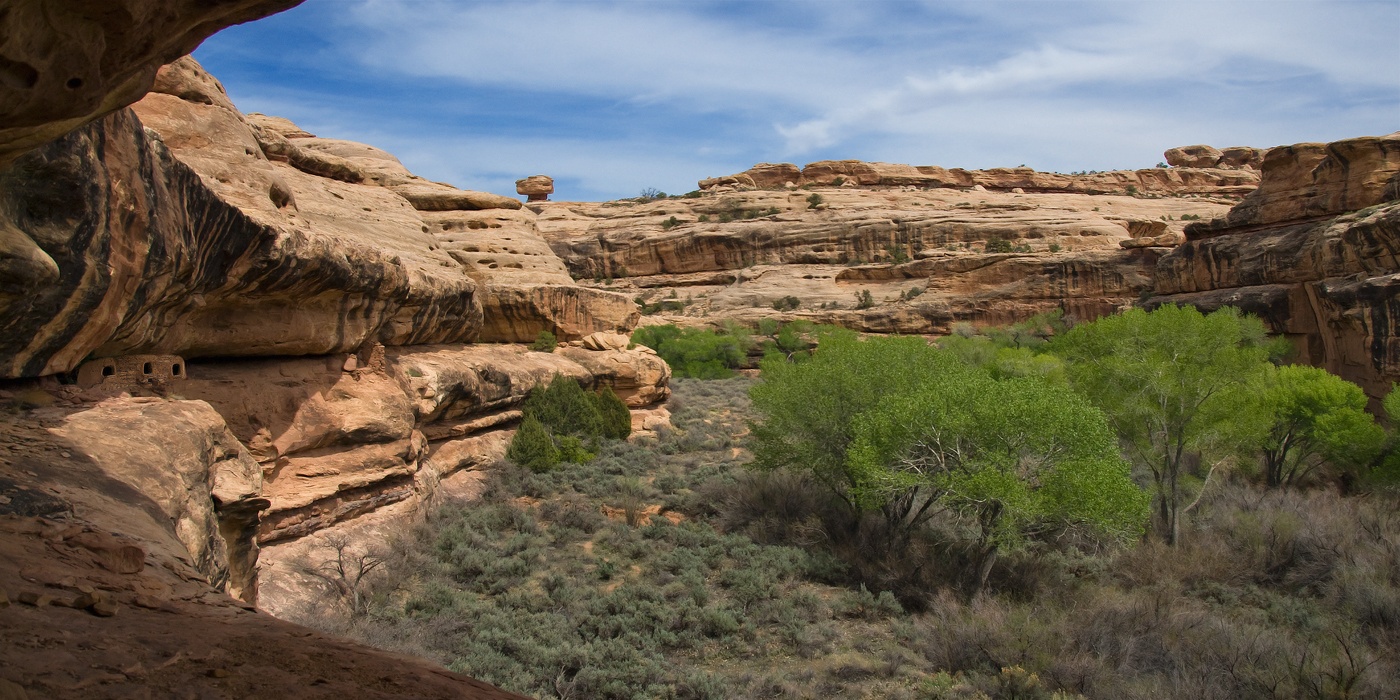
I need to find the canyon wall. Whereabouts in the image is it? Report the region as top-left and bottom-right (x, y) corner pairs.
(1150, 133), (1400, 403)
(0, 49), (655, 698)
(540, 166), (1244, 335)
(543, 133), (1400, 403)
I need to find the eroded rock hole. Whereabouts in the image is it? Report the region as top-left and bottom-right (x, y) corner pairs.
(142, 362), (153, 374)
(65, 77), (83, 89)
(0, 56), (39, 89)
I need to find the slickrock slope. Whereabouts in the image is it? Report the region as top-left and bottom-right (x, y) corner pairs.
(1151, 132), (1400, 402)
(0, 0), (306, 168)
(540, 179), (1242, 334)
(0, 415), (529, 699)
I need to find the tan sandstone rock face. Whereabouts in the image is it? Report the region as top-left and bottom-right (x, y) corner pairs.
(0, 0), (305, 168)
(539, 183), (1235, 334)
(169, 343), (670, 544)
(1153, 133), (1400, 404)
(0, 57), (642, 378)
(1186, 132), (1400, 234)
(0, 446), (529, 699)
(701, 158), (1260, 196)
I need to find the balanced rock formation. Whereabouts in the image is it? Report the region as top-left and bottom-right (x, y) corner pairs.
(516, 174), (554, 201)
(1151, 132), (1400, 404)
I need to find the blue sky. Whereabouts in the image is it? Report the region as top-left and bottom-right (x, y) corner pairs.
(194, 0), (1400, 202)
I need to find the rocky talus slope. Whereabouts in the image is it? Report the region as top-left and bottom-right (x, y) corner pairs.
(0, 44), (656, 700)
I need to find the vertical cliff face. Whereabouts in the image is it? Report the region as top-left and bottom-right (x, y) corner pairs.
(1151, 133), (1400, 403)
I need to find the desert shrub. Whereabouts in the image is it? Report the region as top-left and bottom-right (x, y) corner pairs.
(529, 330), (557, 352)
(854, 289), (875, 309)
(540, 492), (607, 534)
(592, 385), (633, 440)
(984, 238), (1013, 253)
(557, 435), (596, 464)
(660, 215), (681, 230)
(885, 245), (910, 264)
(807, 193), (824, 208)
(772, 295), (801, 312)
(524, 374), (604, 438)
(506, 416), (558, 473)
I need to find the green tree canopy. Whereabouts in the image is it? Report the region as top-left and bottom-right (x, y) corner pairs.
(631, 324), (752, 379)
(1230, 364), (1384, 488)
(846, 372), (1147, 595)
(591, 385), (633, 441)
(750, 332), (1147, 595)
(1053, 304), (1281, 545)
(523, 374), (603, 438)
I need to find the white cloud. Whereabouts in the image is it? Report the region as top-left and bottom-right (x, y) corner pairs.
(200, 0), (1400, 199)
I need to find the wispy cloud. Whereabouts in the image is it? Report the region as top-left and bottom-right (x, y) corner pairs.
(194, 0), (1400, 200)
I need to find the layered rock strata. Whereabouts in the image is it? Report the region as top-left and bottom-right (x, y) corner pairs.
(699, 158), (1260, 196)
(0, 57), (639, 379)
(0, 48), (661, 699)
(540, 183), (1237, 334)
(176, 341), (668, 545)
(1151, 132), (1400, 403)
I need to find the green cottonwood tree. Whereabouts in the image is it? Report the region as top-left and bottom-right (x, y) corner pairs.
(750, 332), (1146, 596)
(846, 373), (1147, 596)
(1054, 304), (1280, 545)
(1234, 364), (1383, 488)
(750, 331), (961, 510)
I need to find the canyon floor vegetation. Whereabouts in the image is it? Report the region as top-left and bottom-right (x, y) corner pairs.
(293, 308), (1398, 700)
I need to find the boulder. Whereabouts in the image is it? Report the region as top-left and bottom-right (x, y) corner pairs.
(1219, 146), (1266, 170)
(1165, 144), (1224, 168)
(390, 182), (523, 211)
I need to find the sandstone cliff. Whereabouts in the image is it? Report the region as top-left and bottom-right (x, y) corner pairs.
(699, 158), (1260, 196)
(1150, 132), (1400, 403)
(540, 179), (1239, 334)
(0, 43), (660, 698)
(0, 0), (306, 168)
